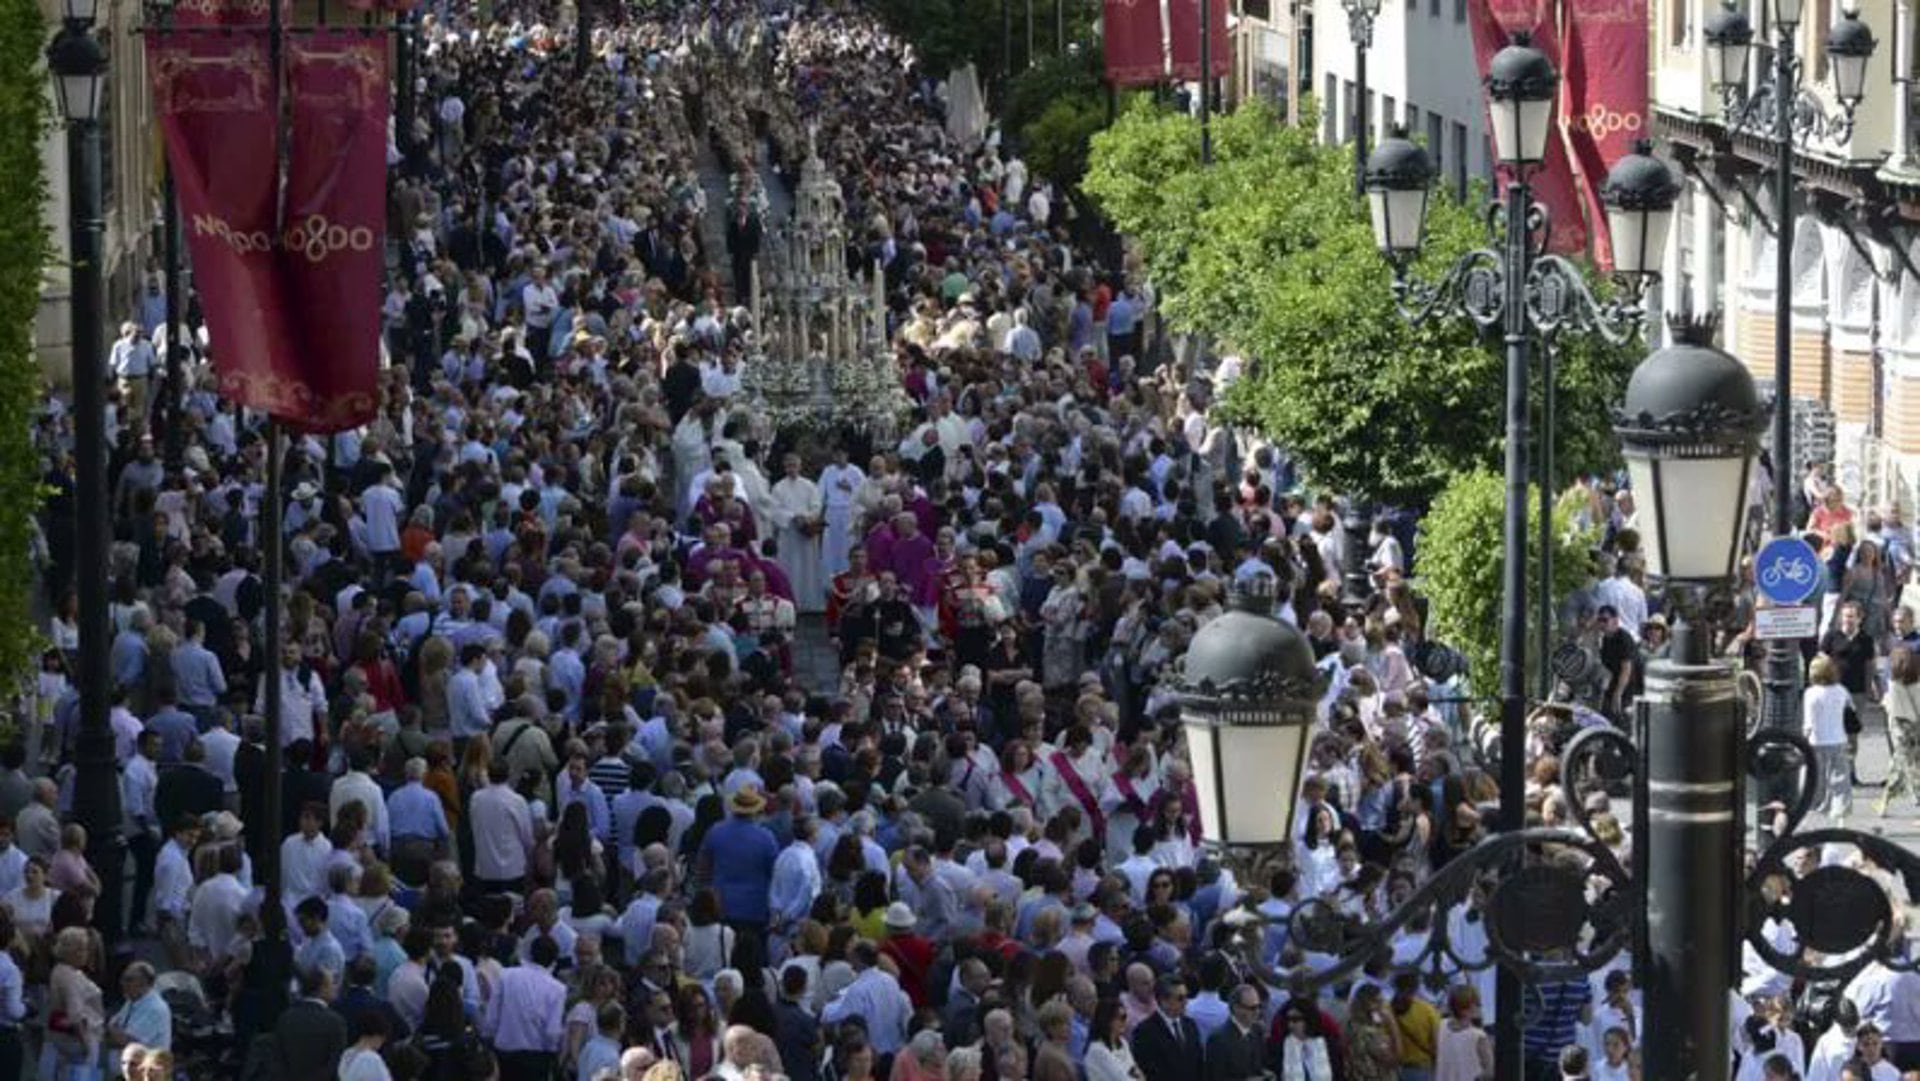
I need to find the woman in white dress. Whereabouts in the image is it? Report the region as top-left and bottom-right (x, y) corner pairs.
(990, 740), (1047, 814)
(767, 455), (826, 613)
(1084, 998), (1144, 1081)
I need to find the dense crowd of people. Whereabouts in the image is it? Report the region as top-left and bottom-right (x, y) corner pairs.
(23, 2), (1920, 1081)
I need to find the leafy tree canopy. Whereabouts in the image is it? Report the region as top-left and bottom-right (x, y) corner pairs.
(1417, 473), (1599, 693)
(1083, 101), (1636, 508)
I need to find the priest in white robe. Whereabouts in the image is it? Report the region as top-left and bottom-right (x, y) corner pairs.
(767, 454), (826, 613)
(817, 447), (865, 579)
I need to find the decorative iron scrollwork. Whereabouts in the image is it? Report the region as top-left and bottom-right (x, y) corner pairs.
(1744, 728), (1920, 984)
(1721, 68), (1858, 146)
(1386, 199), (1648, 345)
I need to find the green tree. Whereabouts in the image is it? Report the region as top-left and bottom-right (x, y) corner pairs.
(1019, 92), (1107, 188)
(1416, 472), (1598, 693)
(1082, 101), (1636, 508)
(0, 0), (51, 699)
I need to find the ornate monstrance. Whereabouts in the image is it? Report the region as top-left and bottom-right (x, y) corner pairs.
(742, 125), (910, 434)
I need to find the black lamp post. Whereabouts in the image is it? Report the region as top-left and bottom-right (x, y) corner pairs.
(1184, 356), (1920, 1075)
(1612, 316), (1768, 1078)
(48, 0), (124, 946)
(1341, 0), (1381, 196)
(574, 0), (592, 78)
(1199, 0), (1216, 166)
(1701, 0), (1876, 836)
(1362, 37), (1677, 1073)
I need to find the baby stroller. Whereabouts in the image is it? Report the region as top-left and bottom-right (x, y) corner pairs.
(155, 970), (238, 1078)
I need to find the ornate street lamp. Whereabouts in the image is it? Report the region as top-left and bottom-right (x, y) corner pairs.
(1614, 317), (1768, 589)
(1363, 129), (1433, 263)
(1176, 578), (1323, 888)
(48, 0), (123, 945)
(1341, 0), (1384, 195)
(47, 21), (106, 123)
(1703, 2), (1755, 94)
(1606, 315), (1766, 1077)
(1602, 139), (1683, 296)
(1362, 34), (1676, 1071)
(1826, 12), (1876, 112)
(1700, 0), (1877, 833)
(1484, 33), (1557, 168)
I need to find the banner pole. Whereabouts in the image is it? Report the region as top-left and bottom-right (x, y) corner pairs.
(161, 162), (187, 468)
(261, 0), (287, 926)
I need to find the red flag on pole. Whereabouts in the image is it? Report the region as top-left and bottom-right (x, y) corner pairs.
(1169, 0), (1230, 81)
(279, 31), (387, 434)
(1104, 0), (1167, 87)
(146, 31), (306, 419)
(1561, 0), (1650, 270)
(1468, 0), (1589, 255)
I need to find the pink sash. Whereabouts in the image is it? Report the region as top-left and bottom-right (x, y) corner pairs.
(1050, 750), (1107, 836)
(1111, 770), (1152, 818)
(1000, 770), (1035, 808)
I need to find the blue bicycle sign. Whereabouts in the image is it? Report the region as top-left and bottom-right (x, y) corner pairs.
(1754, 535), (1822, 606)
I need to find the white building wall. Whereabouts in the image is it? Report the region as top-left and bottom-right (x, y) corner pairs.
(1310, 0), (1491, 199)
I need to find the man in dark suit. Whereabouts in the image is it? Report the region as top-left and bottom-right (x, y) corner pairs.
(1205, 984), (1270, 1081)
(280, 742), (332, 839)
(276, 964), (348, 1081)
(942, 958), (990, 1050)
(724, 195), (763, 302)
(331, 955), (410, 1044)
(233, 720), (269, 869)
(773, 964), (821, 1081)
(155, 739), (225, 826)
(1130, 975), (1205, 1081)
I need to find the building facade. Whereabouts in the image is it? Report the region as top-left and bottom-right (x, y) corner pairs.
(1227, 0), (1302, 117)
(1306, 0), (1495, 200)
(36, 0), (160, 387)
(1654, 0), (1920, 513)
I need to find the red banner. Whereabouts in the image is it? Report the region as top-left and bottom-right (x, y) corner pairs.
(1169, 0), (1230, 81)
(1561, 0), (1650, 271)
(1468, 0), (1587, 255)
(147, 32), (304, 420)
(280, 31), (387, 433)
(1104, 0), (1166, 87)
(167, 0), (285, 28)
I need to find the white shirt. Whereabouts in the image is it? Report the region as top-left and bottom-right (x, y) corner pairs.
(469, 783), (534, 882)
(331, 771), (391, 852)
(280, 832), (334, 904)
(151, 838), (194, 919)
(121, 754), (158, 830)
(0, 847), (24, 896)
(258, 666), (326, 747)
(1593, 575), (1648, 640)
(1886, 970), (1920, 1040)
(339, 1046), (393, 1081)
(1804, 683), (1853, 747)
(111, 335), (155, 378)
(387, 959), (430, 1029)
(821, 968), (912, 1054)
(522, 282), (560, 329)
(361, 484), (404, 553)
(201, 727), (240, 792)
(187, 872), (247, 952)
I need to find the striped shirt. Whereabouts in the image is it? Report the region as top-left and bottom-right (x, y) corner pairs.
(1524, 977), (1592, 1062)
